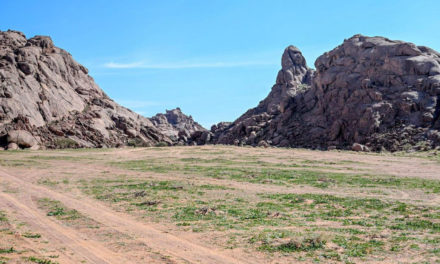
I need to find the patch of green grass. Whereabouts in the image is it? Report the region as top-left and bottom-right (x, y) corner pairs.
(112, 159), (440, 192)
(26, 256), (58, 264)
(261, 193), (391, 213)
(333, 235), (384, 257)
(0, 159), (40, 167)
(37, 198), (81, 220)
(22, 232), (41, 239)
(249, 230), (326, 253)
(0, 247), (14, 254)
(28, 155), (91, 161)
(264, 235), (326, 253)
(37, 178), (59, 186)
(261, 193), (440, 233)
(198, 184), (233, 190)
(391, 218), (440, 232)
(0, 211), (7, 222)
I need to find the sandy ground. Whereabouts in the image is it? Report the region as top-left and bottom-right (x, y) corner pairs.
(0, 146), (439, 263)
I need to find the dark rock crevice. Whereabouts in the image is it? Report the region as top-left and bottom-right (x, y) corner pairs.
(432, 95), (440, 128)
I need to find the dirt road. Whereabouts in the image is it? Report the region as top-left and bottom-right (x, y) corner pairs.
(0, 168), (245, 264)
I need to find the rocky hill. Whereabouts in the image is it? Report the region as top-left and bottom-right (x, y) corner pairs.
(2, 30), (440, 151)
(150, 107), (206, 144)
(0, 30), (203, 149)
(202, 35), (440, 151)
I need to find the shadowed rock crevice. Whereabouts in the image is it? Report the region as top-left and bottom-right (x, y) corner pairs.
(432, 95), (440, 128)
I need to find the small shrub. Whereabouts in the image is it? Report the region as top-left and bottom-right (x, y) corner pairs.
(278, 235), (326, 252)
(47, 207), (65, 216)
(154, 142), (168, 147)
(127, 138), (150, 147)
(54, 138), (77, 149)
(258, 234), (326, 253)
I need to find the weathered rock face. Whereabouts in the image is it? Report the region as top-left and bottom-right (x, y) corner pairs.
(207, 35), (440, 151)
(208, 45), (315, 147)
(150, 107), (206, 144)
(0, 30), (174, 149)
(3, 30), (439, 151)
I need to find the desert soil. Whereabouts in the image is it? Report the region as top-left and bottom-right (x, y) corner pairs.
(0, 146), (440, 263)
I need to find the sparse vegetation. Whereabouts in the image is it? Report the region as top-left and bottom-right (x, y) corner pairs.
(22, 232), (41, 239)
(53, 138), (77, 149)
(154, 142), (169, 147)
(0, 211), (7, 222)
(26, 256), (58, 264)
(0, 247), (14, 254)
(2, 146), (440, 262)
(127, 138), (150, 147)
(112, 158), (440, 192)
(38, 198), (81, 220)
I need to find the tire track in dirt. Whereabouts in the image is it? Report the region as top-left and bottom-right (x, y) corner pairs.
(0, 191), (133, 264)
(0, 168), (246, 264)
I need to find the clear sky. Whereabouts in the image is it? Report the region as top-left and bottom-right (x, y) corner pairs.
(1, 1), (440, 128)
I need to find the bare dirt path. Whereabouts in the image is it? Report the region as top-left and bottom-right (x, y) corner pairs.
(0, 168), (247, 264)
(0, 191), (132, 264)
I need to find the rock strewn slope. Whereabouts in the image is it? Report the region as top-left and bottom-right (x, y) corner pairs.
(208, 35), (440, 151)
(0, 30), (174, 148)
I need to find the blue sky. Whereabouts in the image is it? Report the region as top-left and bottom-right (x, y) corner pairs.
(1, 1), (440, 128)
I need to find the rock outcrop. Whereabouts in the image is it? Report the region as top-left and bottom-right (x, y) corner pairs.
(3, 30), (440, 151)
(0, 30), (188, 149)
(205, 35), (440, 151)
(208, 45), (314, 147)
(150, 108), (206, 144)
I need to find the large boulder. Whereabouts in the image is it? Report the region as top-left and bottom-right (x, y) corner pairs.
(7, 142), (19, 150)
(7, 130), (38, 148)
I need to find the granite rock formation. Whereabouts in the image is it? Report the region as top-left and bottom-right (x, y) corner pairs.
(2, 30), (440, 151)
(204, 35), (440, 151)
(150, 107), (206, 144)
(0, 30), (191, 149)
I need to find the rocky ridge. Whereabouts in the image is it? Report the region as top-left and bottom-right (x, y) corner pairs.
(200, 35), (440, 151)
(0, 30), (204, 149)
(150, 107), (206, 144)
(2, 30), (440, 151)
